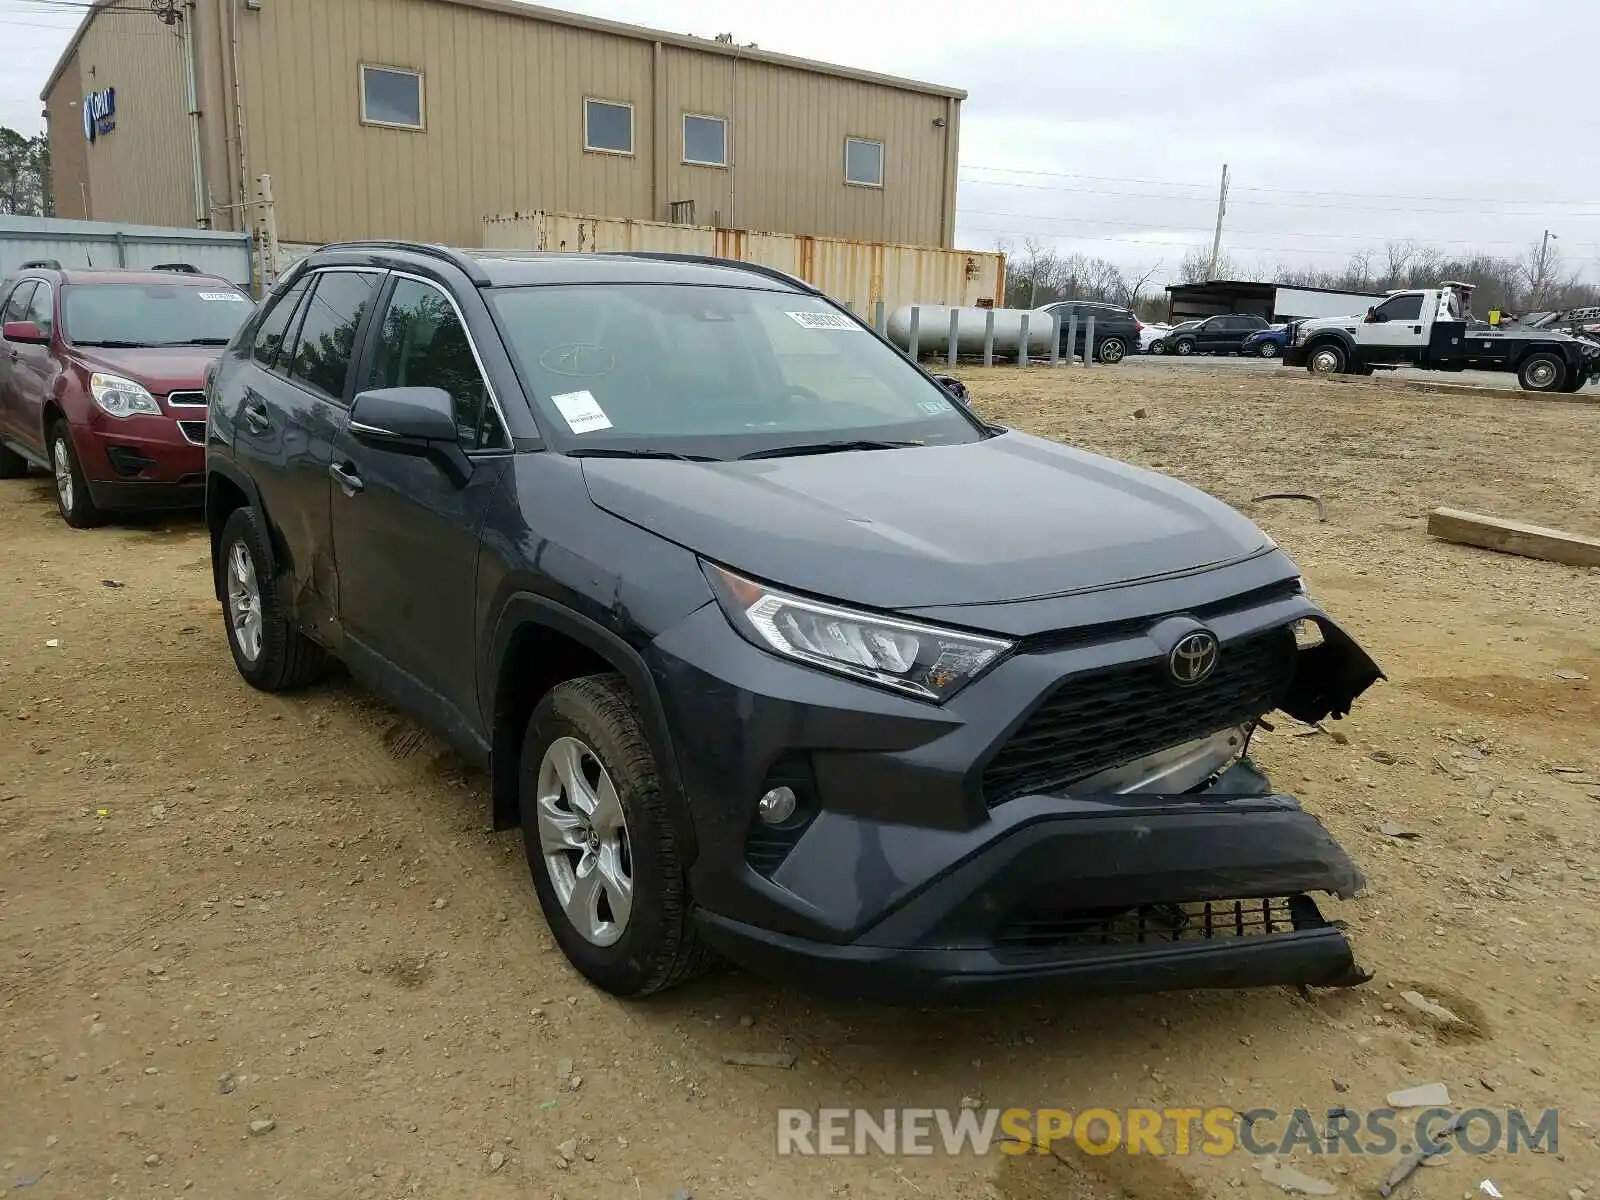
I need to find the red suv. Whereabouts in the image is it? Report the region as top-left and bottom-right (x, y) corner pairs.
(0, 263), (254, 526)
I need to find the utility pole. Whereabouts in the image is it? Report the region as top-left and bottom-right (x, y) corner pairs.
(1537, 229), (1558, 304)
(1206, 163), (1230, 281)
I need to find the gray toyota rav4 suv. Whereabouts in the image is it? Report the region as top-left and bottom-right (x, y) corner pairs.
(204, 242), (1382, 1003)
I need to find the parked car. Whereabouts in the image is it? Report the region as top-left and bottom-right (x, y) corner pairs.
(1138, 323), (1171, 353)
(1038, 300), (1139, 364)
(1241, 325), (1289, 358)
(0, 262), (254, 526)
(1148, 320), (1199, 355)
(207, 241), (1382, 1004)
(1162, 314), (1271, 357)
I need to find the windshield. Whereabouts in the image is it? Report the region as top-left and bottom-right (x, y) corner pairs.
(488, 284), (984, 458)
(63, 282), (254, 347)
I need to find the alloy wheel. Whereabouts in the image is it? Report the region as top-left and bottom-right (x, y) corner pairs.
(52, 436), (73, 513)
(535, 736), (634, 947)
(226, 540), (264, 663)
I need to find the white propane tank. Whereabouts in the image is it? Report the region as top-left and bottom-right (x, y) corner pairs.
(885, 305), (1060, 357)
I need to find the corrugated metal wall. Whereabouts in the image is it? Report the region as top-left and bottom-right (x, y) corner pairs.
(213, 0), (957, 248)
(482, 211), (1005, 313)
(43, 12), (194, 228)
(0, 216), (252, 286)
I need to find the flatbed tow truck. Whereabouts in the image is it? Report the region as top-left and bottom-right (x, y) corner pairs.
(1284, 281), (1600, 392)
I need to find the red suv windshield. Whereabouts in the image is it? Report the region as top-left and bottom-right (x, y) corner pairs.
(64, 282), (253, 348)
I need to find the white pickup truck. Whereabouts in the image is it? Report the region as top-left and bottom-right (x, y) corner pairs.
(1283, 282), (1600, 392)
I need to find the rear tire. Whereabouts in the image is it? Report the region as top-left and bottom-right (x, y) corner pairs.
(0, 442), (27, 479)
(1097, 337), (1126, 364)
(50, 421), (105, 529)
(519, 674), (712, 997)
(1306, 343), (1347, 374)
(1517, 352), (1566, 393)
(217, 505), (329, 691)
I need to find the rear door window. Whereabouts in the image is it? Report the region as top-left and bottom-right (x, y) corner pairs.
(252, 277), (312, 371)
(288, 271), (383, 402)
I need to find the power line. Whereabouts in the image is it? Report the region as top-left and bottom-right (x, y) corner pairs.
(958, 174), (1600, 219)
(956, 208), (1597, 249)
(960, 163), (1600, 210)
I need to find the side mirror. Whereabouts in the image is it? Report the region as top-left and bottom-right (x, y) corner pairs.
(349, 386), (471, 487)
(3, 320), (47, 344)
(350, 386), (459, 444)
(931, 373), (969, 404)
(1364, 308), (1382, 323)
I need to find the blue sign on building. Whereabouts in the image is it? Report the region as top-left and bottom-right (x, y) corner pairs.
(83, 87), (116, 143)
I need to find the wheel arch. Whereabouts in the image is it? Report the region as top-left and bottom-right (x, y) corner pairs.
(205, 460), (266, 601)
(486, 594), (698, 865)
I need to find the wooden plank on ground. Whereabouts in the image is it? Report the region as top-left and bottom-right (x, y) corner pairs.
(1427, 507), (1600, 568)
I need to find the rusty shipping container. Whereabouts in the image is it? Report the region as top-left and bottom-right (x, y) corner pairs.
(481, 211), (1005, 314)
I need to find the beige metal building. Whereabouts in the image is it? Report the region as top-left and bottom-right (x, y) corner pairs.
(42, 0), (966, 252)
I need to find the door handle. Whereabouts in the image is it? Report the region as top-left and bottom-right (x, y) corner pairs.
(330, 462), (364, 494)
(241, 396), (271, 433)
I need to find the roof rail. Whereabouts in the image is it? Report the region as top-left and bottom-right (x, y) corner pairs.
(151, 262), (201, 274)
(20, 258), (62, 270)
(316, 240), (491, 285)
(597, 250), (817, 293)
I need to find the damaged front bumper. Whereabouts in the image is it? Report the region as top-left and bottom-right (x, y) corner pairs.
(697, 758), (1371, 1004)
(667, 570), (1383, 1005)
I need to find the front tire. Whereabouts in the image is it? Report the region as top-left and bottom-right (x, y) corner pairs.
(1097, 337), (1127, 364)
(50, 421), (105, 528)
(217, 505), (329, 691)
(1517, 352), (1566, 393)
(520, 675), (712, 997)
(1306, 343), (1347, 374)
(1259, 340), (1281, 358)
(1173, 338), (1195, 356)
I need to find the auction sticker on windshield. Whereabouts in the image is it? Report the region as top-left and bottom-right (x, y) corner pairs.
(786, 311), (859, 331)
(550, 389), (614, 434)
(198, 292), (249, 302)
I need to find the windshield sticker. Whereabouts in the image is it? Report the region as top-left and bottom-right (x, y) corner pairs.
(917, 399), (947, 415)
(785, 311), (859, 331)
(550, 389), (614, 434)
(198, 291), (249, 302)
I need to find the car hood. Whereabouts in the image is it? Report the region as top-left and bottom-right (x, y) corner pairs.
(580, 431), (1272, 610)
(68, 345), (222, 393)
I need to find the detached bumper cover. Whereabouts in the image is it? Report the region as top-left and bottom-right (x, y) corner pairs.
(696, 761), (1370, 1004)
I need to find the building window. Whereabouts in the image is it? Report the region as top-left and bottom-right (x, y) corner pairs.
(361, 65), (424, 130)
(844, 137), (884, 187)
(682, 113), (727, 167)
(584, 98), (634, 155)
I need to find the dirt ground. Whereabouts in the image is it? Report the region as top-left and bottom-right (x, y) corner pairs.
(3, 366), (1598, 1200)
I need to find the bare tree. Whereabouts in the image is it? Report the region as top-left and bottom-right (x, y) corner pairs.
(1179, 246), (1239, 283)
(1520, 235), (1573, 309)
(1119, 261), (1162, 311)
(1383, 240), (1416, 285)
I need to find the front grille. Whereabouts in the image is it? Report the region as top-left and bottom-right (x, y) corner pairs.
(996, 894), (1320, 952)
(178, 420), (207, 445)
(166, 391), (207, 407)
(983, 627), (1295, 805)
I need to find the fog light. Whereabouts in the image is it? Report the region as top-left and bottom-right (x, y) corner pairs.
(756, 786), (797, 825)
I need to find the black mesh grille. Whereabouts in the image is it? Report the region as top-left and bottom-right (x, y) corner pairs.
(997, 895), (1322, 952)
(982, 627), (1295, 806)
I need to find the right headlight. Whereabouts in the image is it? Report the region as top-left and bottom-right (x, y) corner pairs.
(704, 564), (1014, 702)
(90, 373), (161, 418)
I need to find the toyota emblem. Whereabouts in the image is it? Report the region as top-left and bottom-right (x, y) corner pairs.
(1169, 631), (1219, 685)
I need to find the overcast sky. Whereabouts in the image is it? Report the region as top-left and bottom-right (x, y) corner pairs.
(3, 0), (1595, 283)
